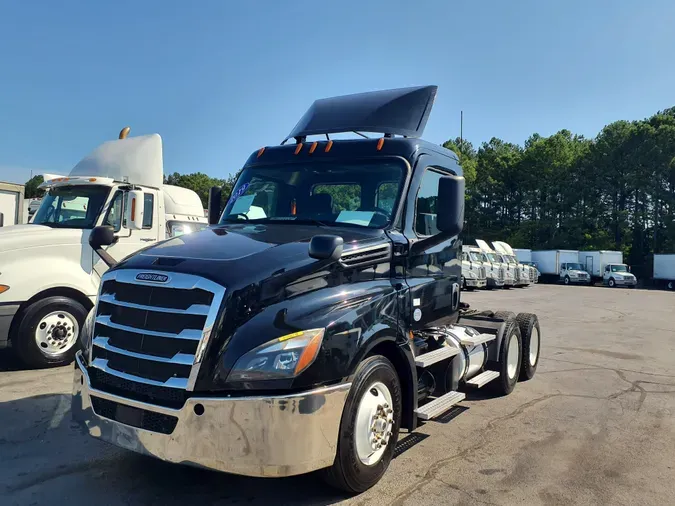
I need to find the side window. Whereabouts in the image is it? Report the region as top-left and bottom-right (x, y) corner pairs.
(561, 264), (566, 270)
(103, 191), (124, 232)
(313, 184), (361, 213)
(143, 193), (154, 229)
(415, 169), (443, 236)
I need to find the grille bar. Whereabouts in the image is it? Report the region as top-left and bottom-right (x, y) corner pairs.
(99, 293), (210, 316)
(90, 269), (226, 394)
(91, 358), (189, 389)
(96, 315), (203, 341)
(93, 336), (195, 365)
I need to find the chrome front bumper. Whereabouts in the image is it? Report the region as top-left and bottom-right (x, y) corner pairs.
(487, 277), (504, 287)
(614, 278), (637, 286)
(72, 353), (351, 477)
(465, 278), (487, 288)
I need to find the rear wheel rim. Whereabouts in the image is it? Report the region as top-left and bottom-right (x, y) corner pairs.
(34, 311), (79, 357)
(529, 327), (540, 367)
(354, 381), (394, 466)
(507, 333), (520, 379)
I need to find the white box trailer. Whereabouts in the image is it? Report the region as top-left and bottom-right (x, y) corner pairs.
(513, 248), (532, 263)
(0, 181), (25, 227)
(654, 254), (675, 290)
(531, 250), (579, 275)
(578, 250), (623, 279)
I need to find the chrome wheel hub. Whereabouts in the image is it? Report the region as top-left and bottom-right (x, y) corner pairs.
(35, 311), (79, 357)
(354, 382), (394, 465)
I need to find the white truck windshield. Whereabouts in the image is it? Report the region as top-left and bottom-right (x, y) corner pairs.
(220, 160), (405, 229)
(32, 185), (110, 229)
(610, 264), (628, 272)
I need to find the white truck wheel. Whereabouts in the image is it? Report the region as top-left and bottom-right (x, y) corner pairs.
(321, 355), (401, 494)
(14, 296), (88, 368)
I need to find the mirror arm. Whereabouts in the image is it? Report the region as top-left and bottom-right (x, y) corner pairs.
(94, 248), (117, 268)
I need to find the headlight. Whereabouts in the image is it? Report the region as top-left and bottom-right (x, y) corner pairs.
(227, 328), (325, 382)
(468, 272), (477, 278)
(79, 307), (96, 362)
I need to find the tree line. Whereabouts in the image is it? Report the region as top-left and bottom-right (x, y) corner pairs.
(444, 106), (675, 278)
(22, 105), (675, 276)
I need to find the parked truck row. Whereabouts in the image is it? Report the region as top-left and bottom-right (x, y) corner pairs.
(461, 240), (539, 291)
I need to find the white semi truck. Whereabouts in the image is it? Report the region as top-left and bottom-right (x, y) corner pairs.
(531, 249), (590, 284)
(464, 245), (503, 289)
(493, 241), (530, 287)
(513, 248), (539, 284)
(476, 239), (514, 288)
(653, 254), (675, 290)
(0, 128), (207, 367)
(460, 246), (487, 289)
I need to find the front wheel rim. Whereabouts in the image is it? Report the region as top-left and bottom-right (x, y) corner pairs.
(529, 327), (540, 367)
(354, 381), (394, 466)
(507, 333), (520, 379)
(34, 311), (79, 357)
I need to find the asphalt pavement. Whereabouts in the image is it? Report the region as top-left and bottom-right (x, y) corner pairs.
(1, 284), (674, 505)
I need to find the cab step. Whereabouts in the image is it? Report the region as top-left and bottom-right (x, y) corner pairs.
(414, 345), (460, 368)
(460, 333), (495, 347)
(415, 391), (466, 420)
(465, 370), (500, 388)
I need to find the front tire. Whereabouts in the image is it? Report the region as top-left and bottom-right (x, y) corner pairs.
(564, 276), (570, 285)
(516, 313), (540, 381)
(608, 278), (616, 288)
(321, 355), (402, 494)
(13, 296), (88, 368)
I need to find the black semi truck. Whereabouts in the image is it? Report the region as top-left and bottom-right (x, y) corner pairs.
(73, 86), (541, 493)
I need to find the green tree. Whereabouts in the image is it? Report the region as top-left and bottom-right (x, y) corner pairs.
(24, 175), (45, 198)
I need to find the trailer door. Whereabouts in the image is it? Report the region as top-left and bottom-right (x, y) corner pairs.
(584, 255), (593, 275)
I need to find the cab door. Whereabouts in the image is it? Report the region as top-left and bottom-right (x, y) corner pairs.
(92, 189), (162, 278)
(402, 155), (461, 330)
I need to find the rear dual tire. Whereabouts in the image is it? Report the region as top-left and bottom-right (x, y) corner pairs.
(516, 313), (540, 381)
(490, 316), (522, 396)
(321, 355), (402, 494)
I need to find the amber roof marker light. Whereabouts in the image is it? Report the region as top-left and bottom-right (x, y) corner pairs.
(376, 137), (385, 151)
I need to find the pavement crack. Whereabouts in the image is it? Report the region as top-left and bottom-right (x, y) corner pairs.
(433, 476), (500, 506)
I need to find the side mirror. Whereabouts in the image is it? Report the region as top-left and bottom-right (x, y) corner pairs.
(208, 186), (222, 225)
(436, 175), (465, 237)
(89, 226), (117, 267)
(309, 235), (344, 261)
(125, 190), (145, 231)
(89, 226), (116, 249)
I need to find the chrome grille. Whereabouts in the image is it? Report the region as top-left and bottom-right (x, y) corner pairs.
(479, 266), (486, 278)
(89, 269), (225, 394)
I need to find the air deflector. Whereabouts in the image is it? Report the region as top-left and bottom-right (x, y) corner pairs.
(284, 85), (438, 142)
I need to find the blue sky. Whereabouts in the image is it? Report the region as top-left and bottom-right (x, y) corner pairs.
(1, 0), (674, 185)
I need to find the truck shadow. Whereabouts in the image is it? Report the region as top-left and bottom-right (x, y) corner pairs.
(0, 349), (24, 372)
(0, 393), (351, 505)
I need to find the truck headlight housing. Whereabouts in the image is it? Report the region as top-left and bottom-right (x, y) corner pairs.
(79, 307), (96, 363)
(227, 328), (325, 382)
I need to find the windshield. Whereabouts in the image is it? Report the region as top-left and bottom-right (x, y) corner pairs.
(32, 185), (111, 229)
(611, 264), (628, 272)
(167, 221), (208, 237)
(469, 251), (483, 262)
(487, 253), (501, 263)
(566, 263), (584, 270)
(219, 159), (406, 229)
(507, 255), (518, 264)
